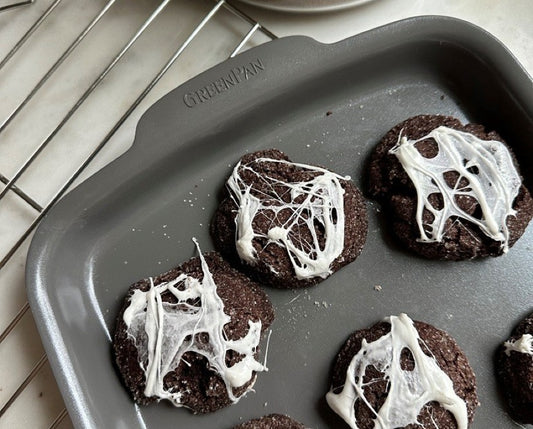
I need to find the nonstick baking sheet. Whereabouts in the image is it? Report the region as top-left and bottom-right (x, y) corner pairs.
(26, 16), (533, 429)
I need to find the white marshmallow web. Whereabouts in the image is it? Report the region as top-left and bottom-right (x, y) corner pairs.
(122, 239), (266, 407)
(389, 126), (521, 252)
(226, 156), (349, 280)
(504, 333), (533, 356)
(326, 314), (469, 429)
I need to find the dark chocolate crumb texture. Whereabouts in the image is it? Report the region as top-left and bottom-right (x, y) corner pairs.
(496, 312), (533, 424)
(368, 115), (533, 260)
(233, 413), (308, 429)
(327, 314), (479, 429)
(211, 149), (367, 288)
(113, 240), (274, 413)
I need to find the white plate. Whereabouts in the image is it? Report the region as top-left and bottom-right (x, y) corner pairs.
(237, 0), (376, 13)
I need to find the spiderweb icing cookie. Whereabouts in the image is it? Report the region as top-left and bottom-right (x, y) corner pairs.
(113, 243), (274, 413)
(326, 314), (479, 429)
(368, 115), (533, 260)
(496, 312), (533, 424)
(211, 149), (367, 288)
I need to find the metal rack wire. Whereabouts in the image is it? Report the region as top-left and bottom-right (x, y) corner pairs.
(0, 1), (275, 427)
(0, 0), (33, 13)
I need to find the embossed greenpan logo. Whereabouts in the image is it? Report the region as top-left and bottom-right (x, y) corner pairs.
(183, 58), (265, 108)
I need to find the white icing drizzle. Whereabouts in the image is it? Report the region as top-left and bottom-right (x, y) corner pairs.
(226, 156), (348, 280)
(389, 126), (521, 252)
(326, 313), (468, 429)
(504, 334), (533, 356)
(123, 239), (266, 406)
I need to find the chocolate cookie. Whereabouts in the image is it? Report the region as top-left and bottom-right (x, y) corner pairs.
(233, 414), (307, 429)
(113, 243), (274, 413)
(496, 312), (533, 424)
(326, 314), (478, 429)
(211, 149), (367, 288)
(368, 115), (533, 260)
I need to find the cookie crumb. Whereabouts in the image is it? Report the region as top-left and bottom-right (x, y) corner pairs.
(286, 294), (300, 305)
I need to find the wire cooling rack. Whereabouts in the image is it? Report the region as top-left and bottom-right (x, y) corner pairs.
(0, 1), (275, 427)
(0, 0), (33, 13)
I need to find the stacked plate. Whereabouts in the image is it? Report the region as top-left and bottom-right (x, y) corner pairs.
(237, 0), (376, 13)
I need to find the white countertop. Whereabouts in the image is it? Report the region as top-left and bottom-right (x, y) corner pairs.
(0, 0), (531, 428)
(238, 0), (533, 76)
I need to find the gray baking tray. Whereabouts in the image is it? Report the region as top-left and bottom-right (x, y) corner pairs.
(26, 16), (533, 429)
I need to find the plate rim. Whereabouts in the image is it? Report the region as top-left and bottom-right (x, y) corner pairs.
(236, 0), (377, 13)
